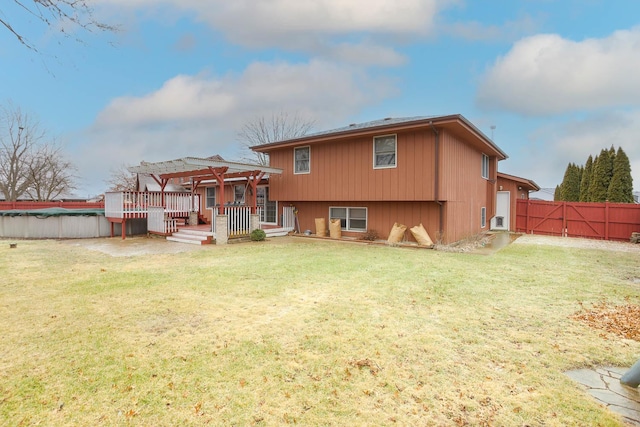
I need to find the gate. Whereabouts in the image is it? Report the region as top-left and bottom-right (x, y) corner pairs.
(516, 200), (640, 242)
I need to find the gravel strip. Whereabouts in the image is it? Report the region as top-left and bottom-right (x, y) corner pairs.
(513, 234), (640, 253)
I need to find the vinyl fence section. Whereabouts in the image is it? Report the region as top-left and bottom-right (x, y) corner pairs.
(0, 201), (105, 210)
(0, 201), (148, 238)
(516, 199), (640, 242)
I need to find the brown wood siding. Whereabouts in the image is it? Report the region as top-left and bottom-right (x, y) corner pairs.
(496, 176), (530, 231)
(285, 201), (441, 243)
(269, 130), (437, 202)
(438, 130), (494, 239)
(195, 183), (244, 223)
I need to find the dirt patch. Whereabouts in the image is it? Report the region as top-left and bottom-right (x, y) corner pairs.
(60, 235), (297, 257)
(60, 236), (210, 257)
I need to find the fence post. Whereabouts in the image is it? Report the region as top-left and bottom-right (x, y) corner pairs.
(215, 215), (228, 245)
(525, 199), (530, 234)
(605, 200), (609, 241)
(562, 202), (567, 237)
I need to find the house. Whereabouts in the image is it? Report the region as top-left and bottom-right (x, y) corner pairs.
(252, 115), (536, 244)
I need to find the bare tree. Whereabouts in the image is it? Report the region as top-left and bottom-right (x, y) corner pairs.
(0, 103), (77, 201)
(1, 0), (117, 52)
(106, 164), (137, 192)
(25, 143), (77, 201)
(238, 111), (315, 166)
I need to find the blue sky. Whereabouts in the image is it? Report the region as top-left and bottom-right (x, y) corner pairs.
(2, 0), (640, 197)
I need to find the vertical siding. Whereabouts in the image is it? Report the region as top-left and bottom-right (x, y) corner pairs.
(288, 201), (442, 243)
(438, 130), (493, 240)
(267, 127), (500, 243)
(269, 130), (437, 202)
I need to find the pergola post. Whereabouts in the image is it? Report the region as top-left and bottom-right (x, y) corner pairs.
(209, 167), (228, 215)
(248, 171), (265, 214)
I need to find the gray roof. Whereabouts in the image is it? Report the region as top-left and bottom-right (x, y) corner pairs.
(302, 116), (435, 139)
(252, 114), (507, 159)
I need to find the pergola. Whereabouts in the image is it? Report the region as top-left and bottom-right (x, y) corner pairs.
(128, 157), (283, 214)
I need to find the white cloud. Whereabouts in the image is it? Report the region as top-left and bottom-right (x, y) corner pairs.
(94, 0), (449, 66)
(502, 110), (640, 190)
(75, 60), (396, 194)
(477, 28), (640, 115)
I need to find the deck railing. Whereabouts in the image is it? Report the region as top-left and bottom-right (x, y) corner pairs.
(211, 205), (296, 238)
(147, 206), (179, 235)
(212, 206), (254, 238)
(105, 191), (199, 219)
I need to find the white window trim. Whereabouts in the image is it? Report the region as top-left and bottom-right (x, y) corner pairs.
(234, 184), (246, 204)
(329, 206), (368, 232)
(481, 207), (487, 228)
(294, 145), (311, 174)
(481, 153), (489, 179)
(205, 186), (216, 208)
(373, 134), (397, 169)
(257, 185), (278, 225)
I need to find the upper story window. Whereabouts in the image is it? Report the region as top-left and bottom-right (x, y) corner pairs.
(481, 154), (490, 179)
(373, 135), (396, 169)
(294, 146), (310, 174)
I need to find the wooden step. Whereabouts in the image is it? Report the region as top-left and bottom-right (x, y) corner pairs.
(167, 229), (212, 245)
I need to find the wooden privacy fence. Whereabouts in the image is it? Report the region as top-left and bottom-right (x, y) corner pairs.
(516, 199), (640, 242)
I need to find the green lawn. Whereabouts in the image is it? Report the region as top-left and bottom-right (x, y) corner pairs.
(0, 237), (638, 426)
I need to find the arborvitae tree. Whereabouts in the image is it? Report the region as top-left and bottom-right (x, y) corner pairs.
(607, 147), (634, 203)
(559, 163), (581, 201)
(554, 184), (562, 201)
(579, 155), (593, 202)
(589, 149), (614, 202)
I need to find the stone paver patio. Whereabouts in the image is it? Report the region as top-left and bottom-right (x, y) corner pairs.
(566, 367), (640, 426)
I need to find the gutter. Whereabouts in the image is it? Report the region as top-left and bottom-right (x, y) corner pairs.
(429, 121), (444, 238)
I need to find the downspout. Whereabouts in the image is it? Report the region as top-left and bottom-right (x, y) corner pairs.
(429, 121), (444, 239)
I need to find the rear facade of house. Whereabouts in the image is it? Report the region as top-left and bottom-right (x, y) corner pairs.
(253, 115), (508, 244)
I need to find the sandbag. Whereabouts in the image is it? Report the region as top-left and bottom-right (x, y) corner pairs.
(387, 222), (407, 243)
(410, 223), (434, 246)
(315, 218), (326, 237)
(329, 218), (342, 239)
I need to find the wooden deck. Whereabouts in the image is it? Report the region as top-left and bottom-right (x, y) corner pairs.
(105, 191), (295, 241)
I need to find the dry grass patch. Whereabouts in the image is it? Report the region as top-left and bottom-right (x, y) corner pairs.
(0, 237), (638, 426)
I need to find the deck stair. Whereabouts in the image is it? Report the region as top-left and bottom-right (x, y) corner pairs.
(167, 228), (213, 245)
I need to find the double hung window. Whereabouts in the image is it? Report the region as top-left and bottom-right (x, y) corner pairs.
(294, 146), (310, 174)
(374, 135), (397, 169)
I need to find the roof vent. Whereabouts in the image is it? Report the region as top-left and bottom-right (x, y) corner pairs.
(349, 123), (356, 127)
(384, 117), (392, 121)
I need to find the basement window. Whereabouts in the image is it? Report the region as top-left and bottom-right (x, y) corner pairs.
(329, 207), (367, 232)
